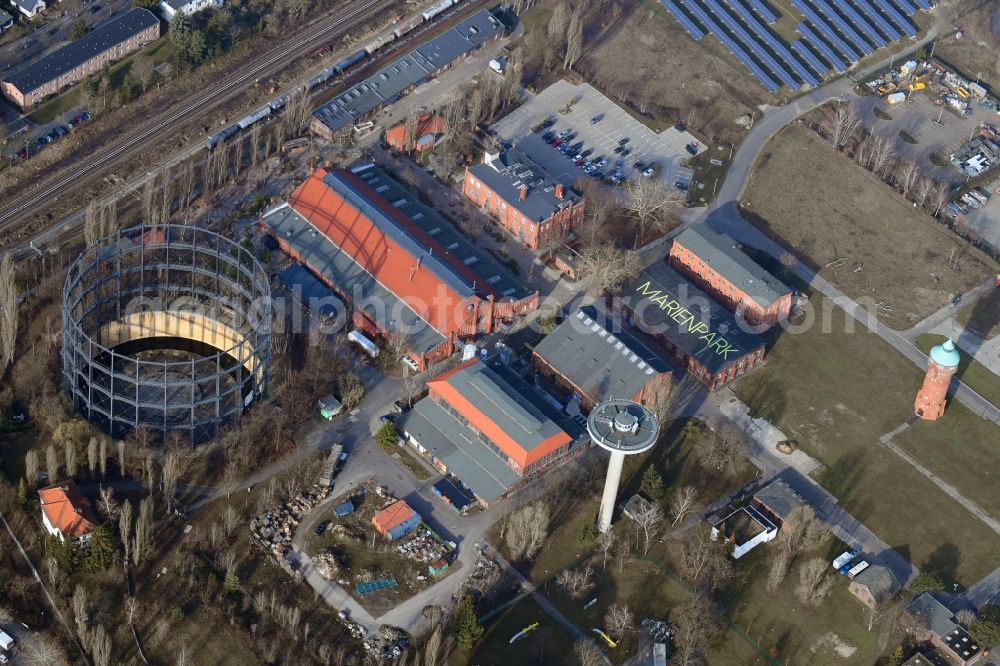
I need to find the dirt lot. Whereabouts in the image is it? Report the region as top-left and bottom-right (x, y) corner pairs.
(744, 122), (998, 330)
(573, 1), (772, 147)
(934, 3), (1000, 90)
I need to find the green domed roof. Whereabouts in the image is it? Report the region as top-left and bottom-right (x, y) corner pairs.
(930, 338), (960, 368)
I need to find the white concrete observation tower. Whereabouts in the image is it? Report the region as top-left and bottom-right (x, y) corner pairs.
(588, 399), (660, 533)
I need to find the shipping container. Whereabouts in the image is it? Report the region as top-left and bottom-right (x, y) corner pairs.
(348, 329), (379, 358)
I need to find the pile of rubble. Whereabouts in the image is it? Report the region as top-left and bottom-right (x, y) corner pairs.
(313, 552), (340, 580)
(460, 551), (502, 601)
(396, 529), (448, 563)
(249, 484), (330, 568)
(363, 626), (410, 660)
(336, 610), (367, 640)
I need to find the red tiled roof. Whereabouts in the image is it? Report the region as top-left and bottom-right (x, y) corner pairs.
(386, 113), (447, 151)
(38, 480), (98, 540)
(288, 168), (488, 336)
(372, 500), (416, 535)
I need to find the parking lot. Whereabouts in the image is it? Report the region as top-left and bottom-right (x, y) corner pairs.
(491, 79), (703, 189)
(962, 176), (1000, 253)
(1, 106), (90, 162)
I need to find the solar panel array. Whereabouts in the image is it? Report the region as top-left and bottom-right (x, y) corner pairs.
(659, 0), (928, 91)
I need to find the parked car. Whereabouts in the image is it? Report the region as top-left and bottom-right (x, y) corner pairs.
(558, 128), (571, 138)
(542, 131), (555, 142)
(551, 138), (563, 147)
(79, 111), (92, 122)
(613, 145), (624, 154)
(685, 142), (698, 155)
(620, 148), (631, 157)
(675, 180), (689, 191)
(564, 132), (577, 142)
(378, 414), (396, 425)
(615, 158), (624, 168)
(393, 399), (410, 414)
(642, 167), (655, 177)
(541, 117), (556, 129)
(591, 113), (604, 124)
(634, 160), (645, 170)
(596, 158), (608, 167)
(575, 158), (585, 166)
(581, 148), (593, 157)
(314, 520), (330, 536)
(618, 137), (630, 145)
(53, 125), (68, 138)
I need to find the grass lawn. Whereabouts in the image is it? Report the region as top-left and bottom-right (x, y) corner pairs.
(390, 445), (434, 481)
(732, 306), (1000, 586)
(460, 594), (576, 666)
(717, 544), (890, 665)
(743, 122), (998, 331)
(915, 334), (1000, 408)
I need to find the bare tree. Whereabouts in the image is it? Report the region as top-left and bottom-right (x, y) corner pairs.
(796, 557), (834, 607)
(766, 548), (791, 593)
(223, 505), (239, 538)
(0, 254), (18, 371)
(134, 495), (154, 564)
(677, 525), (734, 590)
(622, 178), (683, 245)
(896, 160), (920, 198)
(124, 595), (139, 625)
(45, 445), (59, 483)
(141, 176), (159, 226)
(914, 176), (934, 208)
(633, 500), (664, 554)
(556, 563), (594, 600)
(134, 58), (155, 92)
(72, 584), (89, 644)
(84, 200), (100, 248)
(116, 439), (125, 478)
(578, 244), (641, 293)
(119, 499), (133, 563)
(779, 506), (826, 560)
(24, 450), (39, 488)
(65, 442), (78, 479)
(865, 599), (885, 631)
(931, 181), (950, 217)
(870, 136), (896, 177)
(87, 437), (98, 477)
(573, 638), (604, 666)
(97, 487), (119, 521)
(598, 530), (617, 569)
(177, 642), (189, 666)
(669, 486), (699, 527)
(830, 103), (862, 149)
(547, 2), (570, 42)
(505, 502), (550, 561)
(696, 422), (747, 473)
(604, 603), (634, 641)
(21, 635), (64, 665)
(91, 625), (112, 666)
(99, 438), (108, 479)
(563, 13), (583, 70)
(616, 532), (633, 574)
(162, 451), (181, 512)
(669, 595), (717, 666)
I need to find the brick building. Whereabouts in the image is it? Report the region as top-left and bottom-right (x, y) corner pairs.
(385, 112), (446, 153)
(159, 0), (222, 20)
(261, 164), (537, 371)
(463, 148), (585, 250)
(668, 226), (792, 330)
(532, 306), (672, 414)
(903, 594), (983, 665)
(1, 8), (159, 109)
(396, 357), (588, 505)
(914, 338), (960, 420)
(616, 261), (765, 390)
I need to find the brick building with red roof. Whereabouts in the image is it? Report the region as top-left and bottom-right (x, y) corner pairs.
(262, 164), (537, 370)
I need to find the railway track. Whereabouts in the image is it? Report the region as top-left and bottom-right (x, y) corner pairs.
(0, 0), (392, 233)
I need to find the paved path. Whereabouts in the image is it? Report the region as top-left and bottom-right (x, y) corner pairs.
(879, 420), (1000, 536)
(901, 276), (996, 342)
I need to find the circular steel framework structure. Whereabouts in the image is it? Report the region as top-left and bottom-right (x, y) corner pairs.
(61, 225), (271, 442)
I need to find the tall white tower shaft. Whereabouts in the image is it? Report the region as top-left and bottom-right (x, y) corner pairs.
(598, 450), (626, 533)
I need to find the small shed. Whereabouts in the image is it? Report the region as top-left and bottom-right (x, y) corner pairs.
(318, 395), (343, 419)
(334, 500), (354, 518)
(429, 559), (449, 576)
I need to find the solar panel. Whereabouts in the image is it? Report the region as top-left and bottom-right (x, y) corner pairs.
(793, 0), (870, 56)
(680, 0), (780, 90)
(747, 0), (778, 23)
(660, 0), (706, 39)
(807, 0), (877, 53)
(871, 0), (917, 35)
(793, 4), (861, 61)
(791, 39), (832, 76)
(831, 0), (888, 46)
(701, 0), (799, 87)
(724, 0), (819, 86)
(888, 0), (918, 15)
(910, 0), (931, 10)
(848, 0), (901, 41)
(794, 25), (847, 71)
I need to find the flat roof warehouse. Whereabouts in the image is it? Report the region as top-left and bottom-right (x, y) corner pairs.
(619, 262), (764, 374)
(312, 9), (504, 135)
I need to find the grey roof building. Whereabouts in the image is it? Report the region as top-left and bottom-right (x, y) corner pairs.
(752, 479), (807, 522)
(3, 8), (159, 96)
(672, 225), (791, 308)
(261, 202), (447, 357)
(9, 0), (43, 18)
(532, 305), (671, 407)
(906, 593), (960, 638)
(312, 9), (503, 137)
(619, 262), (765, 375)
(397, 358), (587, 503)
(467, 147), (581, 224)
(849, 564), (901, 606)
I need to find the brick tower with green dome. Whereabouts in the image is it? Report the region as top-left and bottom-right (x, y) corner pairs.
(914, 338), (960, 421)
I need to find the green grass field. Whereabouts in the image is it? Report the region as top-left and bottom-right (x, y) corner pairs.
(914, 334), (1000, 408)
(733, 306), (1000, 586)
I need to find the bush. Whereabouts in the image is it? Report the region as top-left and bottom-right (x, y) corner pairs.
(376, 423), (398, 452)
(171, 607), (185, 622)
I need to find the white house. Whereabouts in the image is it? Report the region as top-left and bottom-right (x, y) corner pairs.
(158, 0), (222, 20)
(711, 505), (779, 559)
(9, 0), (45, 19)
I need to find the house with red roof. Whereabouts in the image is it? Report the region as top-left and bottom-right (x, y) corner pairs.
(385, 113), (447, 153)
(38, 480), (98, 543)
